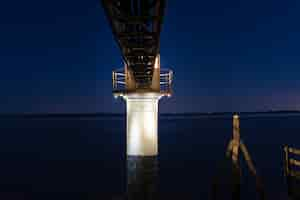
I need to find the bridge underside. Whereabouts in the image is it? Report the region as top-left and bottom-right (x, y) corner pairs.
(102, 0), (166, 89)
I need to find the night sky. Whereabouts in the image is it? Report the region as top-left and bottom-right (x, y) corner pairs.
(0, 0), (300, 113)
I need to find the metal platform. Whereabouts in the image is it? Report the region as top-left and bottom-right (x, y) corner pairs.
(112, 67), (173, 97)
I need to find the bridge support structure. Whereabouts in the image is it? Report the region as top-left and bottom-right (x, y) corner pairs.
(113, 55), (172, 156)
(114, 55), (171, 199)
(101, 1), (169, 198)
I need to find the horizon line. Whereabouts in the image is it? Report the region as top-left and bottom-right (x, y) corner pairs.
(0, 110), (300, 116)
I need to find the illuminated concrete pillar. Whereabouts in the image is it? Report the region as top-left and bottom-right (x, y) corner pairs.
(126, 94), (161, 156)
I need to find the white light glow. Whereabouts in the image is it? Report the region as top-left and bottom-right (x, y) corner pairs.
(126, 95), (159, 156)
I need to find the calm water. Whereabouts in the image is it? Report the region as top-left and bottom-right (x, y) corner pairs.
(0, 114), (299, 200)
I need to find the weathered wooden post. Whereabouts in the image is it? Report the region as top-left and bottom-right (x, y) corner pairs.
(223, 114), (264, 200)
(232, 114), (240, 164)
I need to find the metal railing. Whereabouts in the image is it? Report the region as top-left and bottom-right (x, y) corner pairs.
(159, 68), (173, 94)
(112, 68), (126, 91)
(112, 68), (173, 94)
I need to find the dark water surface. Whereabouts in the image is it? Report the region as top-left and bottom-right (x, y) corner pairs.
(0, 114), (299, 200)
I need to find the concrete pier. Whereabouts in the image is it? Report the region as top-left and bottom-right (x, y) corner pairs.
(126, 94), (160, 156)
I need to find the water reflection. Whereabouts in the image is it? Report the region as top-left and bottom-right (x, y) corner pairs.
(126, 156), (158, 200)
(211, 158), (240, 200)
(124, 115), (268, 200)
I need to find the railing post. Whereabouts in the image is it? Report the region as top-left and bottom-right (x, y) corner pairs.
(170, 70), (173, 92)
(112, 71), (115, 89)
(169, 70), (172, 91)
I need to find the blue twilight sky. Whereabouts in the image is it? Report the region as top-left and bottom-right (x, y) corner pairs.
(0, 0), (300, 113)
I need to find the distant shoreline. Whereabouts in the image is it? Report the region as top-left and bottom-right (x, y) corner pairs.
(0, 110), (300, 118)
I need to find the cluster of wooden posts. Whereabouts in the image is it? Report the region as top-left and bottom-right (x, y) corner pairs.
(213, 114), (300, 200)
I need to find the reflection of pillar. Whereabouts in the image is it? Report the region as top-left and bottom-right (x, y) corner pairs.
(127, 156), (158, 200)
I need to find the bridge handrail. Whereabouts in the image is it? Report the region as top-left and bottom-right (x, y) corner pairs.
(112, 68), (173, 93)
